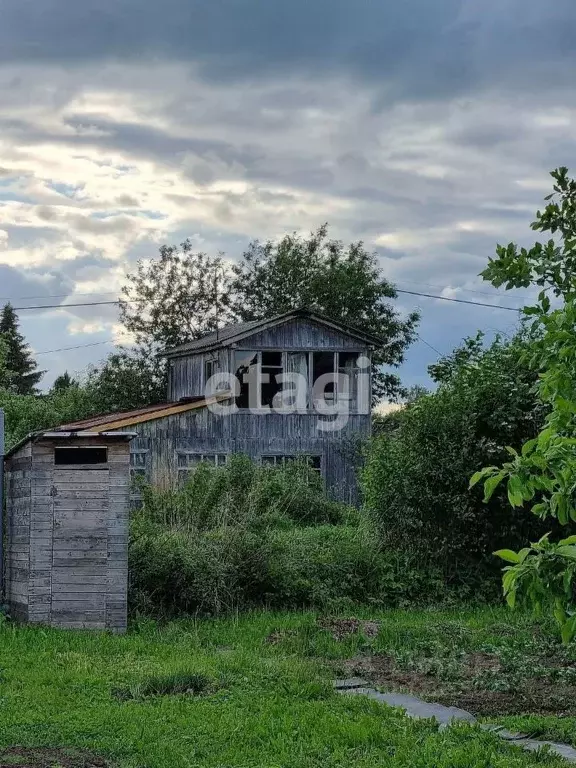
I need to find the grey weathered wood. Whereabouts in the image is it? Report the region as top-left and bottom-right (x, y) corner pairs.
(4, 435), (131, 632)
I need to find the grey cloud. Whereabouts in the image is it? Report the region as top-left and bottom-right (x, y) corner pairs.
(0, 264), (73, 302)
(0, 0), (575, 102)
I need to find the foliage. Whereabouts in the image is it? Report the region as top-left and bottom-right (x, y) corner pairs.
(362, 332), (550, 588)
(129, 456), (447, 617)
(50, 371), (78, 392)
(0, 609), (566, 768)
(119, 240), (233, 350)
(85, 348), (167, 413)
(0, 303), (43, 394)
(472, 167), (576, 642)
(137, 454), (349, 531)
(230, 224), (419, 400)
(0, 386), (96, 449)
(117, 226), (419, 403)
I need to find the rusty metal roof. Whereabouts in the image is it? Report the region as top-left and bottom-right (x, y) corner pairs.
(52, 398), (205, 431)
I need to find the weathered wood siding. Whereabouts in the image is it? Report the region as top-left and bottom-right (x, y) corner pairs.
(238, 317), (369, 350)
(4, 437), (131, 631)
(169, 348), (229, 400)
(125, 409), (369, 503)
(145, 317), (373, 501)
(169, 318), (370, 401)
(5, 442), (33, 622)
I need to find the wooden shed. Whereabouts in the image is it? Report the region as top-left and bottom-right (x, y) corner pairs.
(3, 430), (134, 632)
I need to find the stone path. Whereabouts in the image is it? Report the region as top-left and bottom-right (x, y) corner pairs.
(334, 678), (576, 763)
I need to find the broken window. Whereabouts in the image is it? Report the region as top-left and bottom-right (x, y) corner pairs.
(338, 352), (361, 408)
(234, 351), (258, 408)
(261, 351), (283, 407)
(204, 358), (217, 387)
(312, 352), (336, 407)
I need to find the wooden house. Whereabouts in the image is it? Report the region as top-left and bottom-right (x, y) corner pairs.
(49, 308), (381, 502)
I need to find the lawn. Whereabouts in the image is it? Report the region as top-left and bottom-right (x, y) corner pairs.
(0, 606), (574, 767)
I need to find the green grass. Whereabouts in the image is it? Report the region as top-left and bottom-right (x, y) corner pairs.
(0, 607), (573, 767)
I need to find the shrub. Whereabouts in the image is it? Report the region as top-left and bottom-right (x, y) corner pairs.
(362, 333), (559, 589)
(136, 454), (350, 532)
(129, 455), (467, 618)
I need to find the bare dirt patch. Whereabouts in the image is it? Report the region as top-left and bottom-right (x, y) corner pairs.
(341, 653), (576, 717)
(0, 748), (108, 768)
(317, 617), (380, 641)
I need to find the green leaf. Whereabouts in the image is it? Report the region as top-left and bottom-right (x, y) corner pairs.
(494, 549), (521, 564)
(556, 545), (576, 560)
(469, 471), (484, 489)
(507, 475), (525, 507)
(559, 535), (576, 546)
(483, 472), (505, 502)
(521, 439), (538, 457)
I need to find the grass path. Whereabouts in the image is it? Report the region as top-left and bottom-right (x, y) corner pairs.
(0, 607), (573, 767)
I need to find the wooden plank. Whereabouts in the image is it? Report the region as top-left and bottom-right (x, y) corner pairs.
(52, 540), (107, 551)
(52, 557), (108, 567)
(52, 567), (107, 578)
(56, 621), (106, 630)
(52, 574), (107, 585)
(50, 609), (105, 620)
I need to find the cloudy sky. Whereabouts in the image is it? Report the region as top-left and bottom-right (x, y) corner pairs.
(1, 0), (574, 391)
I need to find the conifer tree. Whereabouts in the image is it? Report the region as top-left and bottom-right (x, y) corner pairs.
(0, 303), (43, 394)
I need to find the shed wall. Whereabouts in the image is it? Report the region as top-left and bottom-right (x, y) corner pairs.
(4, 437), (131, 631)
(124, 408), (368, 503)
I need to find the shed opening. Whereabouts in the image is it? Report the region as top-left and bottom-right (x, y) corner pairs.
(54, 446), (108, 465)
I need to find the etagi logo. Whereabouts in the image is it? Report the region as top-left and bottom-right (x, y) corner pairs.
(204, 355), (370, 432)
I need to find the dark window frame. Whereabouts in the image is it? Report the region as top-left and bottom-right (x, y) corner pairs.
(54, 446), (108, 466)
(233, 349), (365, 412)
(261, 454), (322, 472)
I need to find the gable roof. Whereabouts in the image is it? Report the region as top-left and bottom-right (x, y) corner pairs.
(163, 308), (384, 359)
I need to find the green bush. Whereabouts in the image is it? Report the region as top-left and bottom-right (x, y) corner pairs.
(129, 518), (449, 617)
(137, 454), (351, 531)
(0, 387), (96, 449)
(129, 456), (449, 617)
(362, 333), (563, 589)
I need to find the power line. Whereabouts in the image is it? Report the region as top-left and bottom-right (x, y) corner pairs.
(13, 300), (123, 311)
(0, 291), (119, 302)
(416, 334), (443, 357)
(396, 289), (521, 312)
(397, 278), (532, 302)
(8, 290), (522, 314)
(35, 340), (116, 356)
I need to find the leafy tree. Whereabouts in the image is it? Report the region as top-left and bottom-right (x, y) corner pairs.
(86, 349), (167, 413)
(0, 303), (43, 394)
(471, 167), (576, 642)
(119, 241), (233, 351)
(51, 371), (78, 393)
(0, 387), (95, 450)
(230, 225), (419, 400)
(362, 332), (549, 591)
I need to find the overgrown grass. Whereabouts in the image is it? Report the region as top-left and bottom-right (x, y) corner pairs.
(129, 456), (451, 617)
(0, 607), (571, 767)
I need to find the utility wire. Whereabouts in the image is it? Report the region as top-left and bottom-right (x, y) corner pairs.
(397, 278), (532, 302)
(35, 340), (116, 356)
(416, 334), (443, 357)
(13, 300), (123, 311)
(395, 289), (521, 312)
(9, 289), (522, 313)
